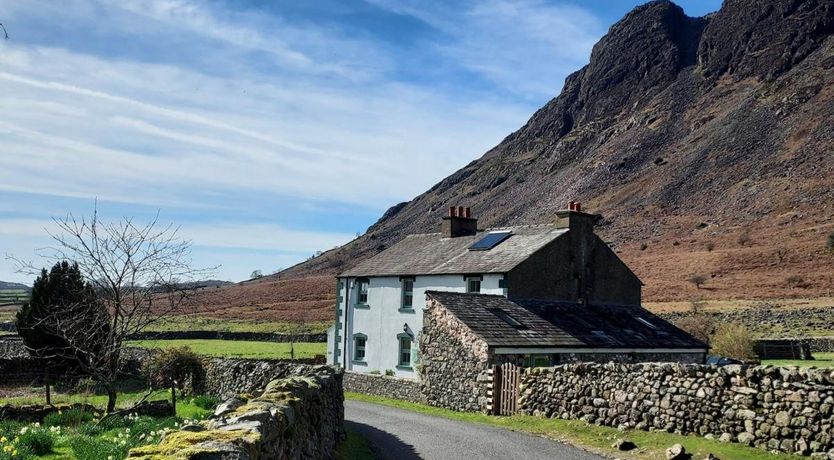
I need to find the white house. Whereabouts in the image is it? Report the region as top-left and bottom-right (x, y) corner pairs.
(326, 202), (665, 378)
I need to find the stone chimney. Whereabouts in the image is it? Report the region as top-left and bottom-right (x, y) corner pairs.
(554, 201), (600, 235)
(441, 206), (477, 238)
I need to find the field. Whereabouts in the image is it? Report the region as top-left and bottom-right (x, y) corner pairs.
(0, 290), (28, 308)
(128, 339), (326, 359)
(142, 316), (331, 334)
(762, 352), (834, 368)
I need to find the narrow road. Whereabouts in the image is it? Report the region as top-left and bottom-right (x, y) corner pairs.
(345, 400), (605, 460)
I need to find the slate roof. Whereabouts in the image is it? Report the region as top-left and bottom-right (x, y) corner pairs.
(339, 225), (568, 277)
(426, 291), (707, 350)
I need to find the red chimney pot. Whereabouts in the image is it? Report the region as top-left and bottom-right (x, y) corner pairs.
(464, 207), (471, 218)
(449, 206), (456, 217)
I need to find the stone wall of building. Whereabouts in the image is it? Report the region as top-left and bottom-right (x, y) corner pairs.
(343, 372), (424, 404)
(419, 297), (491, 411)
(129, 365), (344, 460)
(519, 362), (834, 456)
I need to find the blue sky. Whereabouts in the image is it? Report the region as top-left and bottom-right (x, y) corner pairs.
(0, 0), (721, 284)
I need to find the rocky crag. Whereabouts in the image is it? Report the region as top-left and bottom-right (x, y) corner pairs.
(216, 0), (834, 315)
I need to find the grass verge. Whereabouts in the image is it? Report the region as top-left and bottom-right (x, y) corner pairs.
(345, 392), (793, 460)
(129, 339), (326, 359)
(335, 426), (374, 460)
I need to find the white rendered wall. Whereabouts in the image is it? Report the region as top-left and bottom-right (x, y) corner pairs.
(337, 273), (504, 379)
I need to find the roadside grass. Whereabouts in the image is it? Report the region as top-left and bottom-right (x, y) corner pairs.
(335, 426), (374, 460)
(143, 316), (332, 334)
(129, 339), (326, 359)
(762, 352), (834, 368)
(345, 392), (793, 460)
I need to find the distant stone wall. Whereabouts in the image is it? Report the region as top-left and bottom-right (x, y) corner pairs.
(129, 330), (327, 343)
(129, 365), (344, 460)
(419, 297), (491, 411)
(519, 363), (834, 456)
(660, 306), (834, 338)
(343, 372), (424, 404)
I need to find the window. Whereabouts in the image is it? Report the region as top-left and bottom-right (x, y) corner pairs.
(398, 334), (412, 367)
(525, 354), (551, 367)
(401, 277), (414, 310)
(353, 334), (367, 362)
(356, 278), (369, 305)
(466, 276), (481, 293)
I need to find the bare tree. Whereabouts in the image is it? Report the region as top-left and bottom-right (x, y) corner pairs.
(688, 274), (708, 289)
(11, 208), (213, 413)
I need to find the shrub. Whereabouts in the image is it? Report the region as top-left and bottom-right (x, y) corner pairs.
(710, 323), (756, 362)
(737, 229), (751, 247)
(827, 231), (834, 252)
(639, 242), (648, 251)
(384, 369), (395, 376)
(143, 346), (206, 395)
(787, 275), (805, 288)
(190, 395), (219, 410)
(705, 241), (715, 252)
(44, 407), (94, 427)
(675, 315), (715, 345)
(17, 425), (54, 455)
(687, 274), (707, 289)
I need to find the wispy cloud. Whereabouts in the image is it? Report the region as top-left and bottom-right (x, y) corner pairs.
(0, 0), (605, 282)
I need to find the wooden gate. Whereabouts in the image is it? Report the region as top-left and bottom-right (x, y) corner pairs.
(492, 363), (520, 415)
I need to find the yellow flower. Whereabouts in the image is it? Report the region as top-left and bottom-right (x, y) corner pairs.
(0, 436), (7, 443)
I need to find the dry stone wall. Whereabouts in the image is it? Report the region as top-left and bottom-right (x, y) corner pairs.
(129, 365), (344, 460)
(519, 363), (834, 456)
(343, 372), (424, 404)
(203, 358), (325, 400)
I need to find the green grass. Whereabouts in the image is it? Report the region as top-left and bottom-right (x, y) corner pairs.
(143, 316), (331, 334)
(345, 392), (793, 460)
(128, 339), (326, 359)
(762, 352), (834, 368)
(335, 426), (374, 460)
(0, 388), (213, 420)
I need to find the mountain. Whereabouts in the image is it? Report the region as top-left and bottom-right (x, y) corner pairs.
(195, 0), (834, 321)
(0, 281), (31, 291)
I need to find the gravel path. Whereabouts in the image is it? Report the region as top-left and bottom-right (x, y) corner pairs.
(345, 399), (605, 460)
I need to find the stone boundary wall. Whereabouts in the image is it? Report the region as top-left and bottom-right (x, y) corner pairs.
(659, 306), (834, 339)
(129, 330), (327, 343)
(129, 365), (344, 460)
(343, 372), (424, 404)
(519, 363), (834, 456)
(203, 358), (325, 400)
